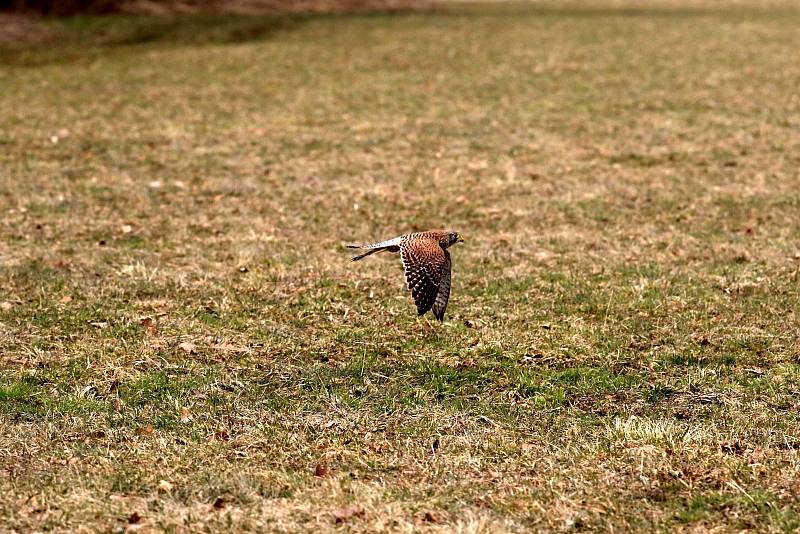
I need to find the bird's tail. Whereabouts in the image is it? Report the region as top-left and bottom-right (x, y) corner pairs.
(346, 236), (402, 262)
(348, 247), (383, 262)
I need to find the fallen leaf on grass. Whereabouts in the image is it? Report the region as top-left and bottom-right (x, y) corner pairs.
(179, 407), (193, 424)
(212, 497), (227, 510)
(212, 342), (247, 353)
(136, 425), (154, 436)
(178, 342), (196, 354)
(332, 505), (365, 523)
(511, 500), (528, 512)
(0, 302), (14, 311)
(423, 510), (440, 522)
(139, 317), (157, 335)
(157, 480), (173, 493)
(314, 463), (329, 477)
(127, 512), (141, 524)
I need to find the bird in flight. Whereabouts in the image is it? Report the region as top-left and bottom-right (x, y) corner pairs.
(347, 230), (464, 321)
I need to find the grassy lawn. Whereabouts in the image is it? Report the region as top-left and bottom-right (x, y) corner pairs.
(2, 2), (800, 531)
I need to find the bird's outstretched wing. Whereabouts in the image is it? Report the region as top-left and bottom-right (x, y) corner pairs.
(431, 251), (451, 321)
(400, 236), (446, 317)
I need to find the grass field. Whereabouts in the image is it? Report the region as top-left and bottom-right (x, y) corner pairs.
(2, 2), (800, 531)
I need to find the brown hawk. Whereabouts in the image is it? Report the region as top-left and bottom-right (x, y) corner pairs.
(347, 230), (464, 321)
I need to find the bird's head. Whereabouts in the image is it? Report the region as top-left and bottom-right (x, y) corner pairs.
(443, 231), (465, 248)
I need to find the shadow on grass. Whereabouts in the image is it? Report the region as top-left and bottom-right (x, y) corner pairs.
(0, 14), (300, 66)
(0, 9), (423, 66)
(72, 14), (300, 46)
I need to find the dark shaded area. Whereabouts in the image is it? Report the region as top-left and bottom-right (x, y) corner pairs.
(61, 13), (303, 46)
(0, 11), (377, 66)
(0, 0), (429, 16)
(1, 0), (119, 15)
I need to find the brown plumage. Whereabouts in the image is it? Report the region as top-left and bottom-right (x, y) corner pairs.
(347, 230), (464, 321)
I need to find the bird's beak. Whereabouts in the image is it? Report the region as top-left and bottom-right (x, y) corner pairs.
(457, 234), (465, 243)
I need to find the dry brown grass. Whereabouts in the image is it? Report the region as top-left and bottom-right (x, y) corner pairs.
(2, 1), (800, 531)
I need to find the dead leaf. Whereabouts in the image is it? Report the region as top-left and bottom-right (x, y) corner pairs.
(504, 162), (517, 180)
(332, 505), (364, 523)
(212, 497), (227, 510)
(468, 159), (488, 170)
(121, 224), (133, 234)
(213, 342), (246, 353)
(511, 500), (528, 512)
(314, 463), (329, 477)
(214, 429), (230, 441)
(180, 407), (193, 424)
(1, 301), (14, 311)
(179, 341), (196, 354)
(136, 425), (154, 436)
(722, 440), (744, 455)
(60, 295), (73, 303)
(424, 510), (440, 522)
(127, 512), (141, 524)
(139, 316), (157, 335)
(157, 480), (173, 493)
